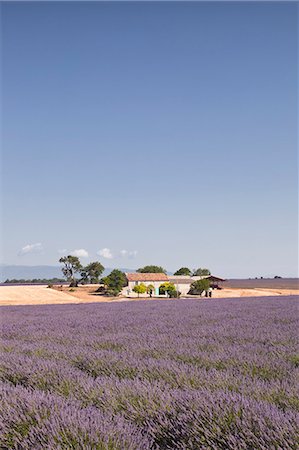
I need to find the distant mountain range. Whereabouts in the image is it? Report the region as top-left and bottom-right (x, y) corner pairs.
(0, 265), (136, 282)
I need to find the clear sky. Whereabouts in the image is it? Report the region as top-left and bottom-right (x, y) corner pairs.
(1, 1), (298, 278)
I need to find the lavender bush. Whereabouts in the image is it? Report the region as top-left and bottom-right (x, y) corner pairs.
(0, 296), (298, 449)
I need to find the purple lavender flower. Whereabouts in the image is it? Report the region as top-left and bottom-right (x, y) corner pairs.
(1, 296), (298, 448)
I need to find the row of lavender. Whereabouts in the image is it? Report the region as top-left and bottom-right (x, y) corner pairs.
(1, 296), (298, 449)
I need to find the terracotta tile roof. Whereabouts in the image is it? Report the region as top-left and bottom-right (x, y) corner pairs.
(168, 276), (193, 284)
(126, 273), (169, 282)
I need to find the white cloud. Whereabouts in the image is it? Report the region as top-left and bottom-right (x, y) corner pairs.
(119, 249), (138, 259)
(18, 243), (43, 256)
(97, 248), (113, 259)
(70, 249), (89, 258)
(128, 250), (138, 259)
(58, 249), (67, 254)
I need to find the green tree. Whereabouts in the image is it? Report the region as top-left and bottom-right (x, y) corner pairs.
(146, 284), (155, 297)
(193, 268), (211, 276)
(81, 261), (104, 284)
(188, 279), (210, 295)
(59, 255), (83, 287)
(137, 265), (166, 274)
(102, 269), (127, 296)
(132, 283), (147, 297)
(174, 267), (192, 276)
(159, 282), (180, 298)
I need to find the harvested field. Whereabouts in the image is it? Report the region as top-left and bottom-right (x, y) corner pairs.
(0, 296), (298, 449)
(0, 284), (297, 306)
(0, 286), (118, 306)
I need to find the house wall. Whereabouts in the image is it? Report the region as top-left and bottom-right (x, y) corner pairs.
(122, 275), (224, 298)
(169, 276), (222, 296)
(176, 283), (191, 296)
(122, 280), (168, 297)
(168, 277), (192, 296)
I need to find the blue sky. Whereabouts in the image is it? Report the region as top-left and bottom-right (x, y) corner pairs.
(1, 2), (298, 278)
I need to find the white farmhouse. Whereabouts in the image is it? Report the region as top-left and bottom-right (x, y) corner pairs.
(122, 273), (225, 297)
(124, 272), (169, 297)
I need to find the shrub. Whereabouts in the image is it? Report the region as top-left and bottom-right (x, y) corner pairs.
(188, 279), (210, 295)
(102, 270), (127, 296)
(159, 282), (178, 297)
(133, 283), (147, 297)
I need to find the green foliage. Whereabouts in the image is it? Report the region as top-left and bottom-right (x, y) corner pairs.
(169, 290), (180, 298)
(132, 283), (147, 297)
(288, 354), (299, 368)
(102, 270), (127, 296)
(80, 262), (104, 284)
(159, 282), (180, 297)
(137, 265), (166, 274)
(4, 278), (65, 284)
(146, 284), (155, 297)
(193, 268), (211, 276)
(174, 267), (192, 276)
(188, 279), (210, 295)
(59, 256), (83, 287)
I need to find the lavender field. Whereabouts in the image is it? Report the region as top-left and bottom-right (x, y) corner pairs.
(1, 296), (298, 449)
